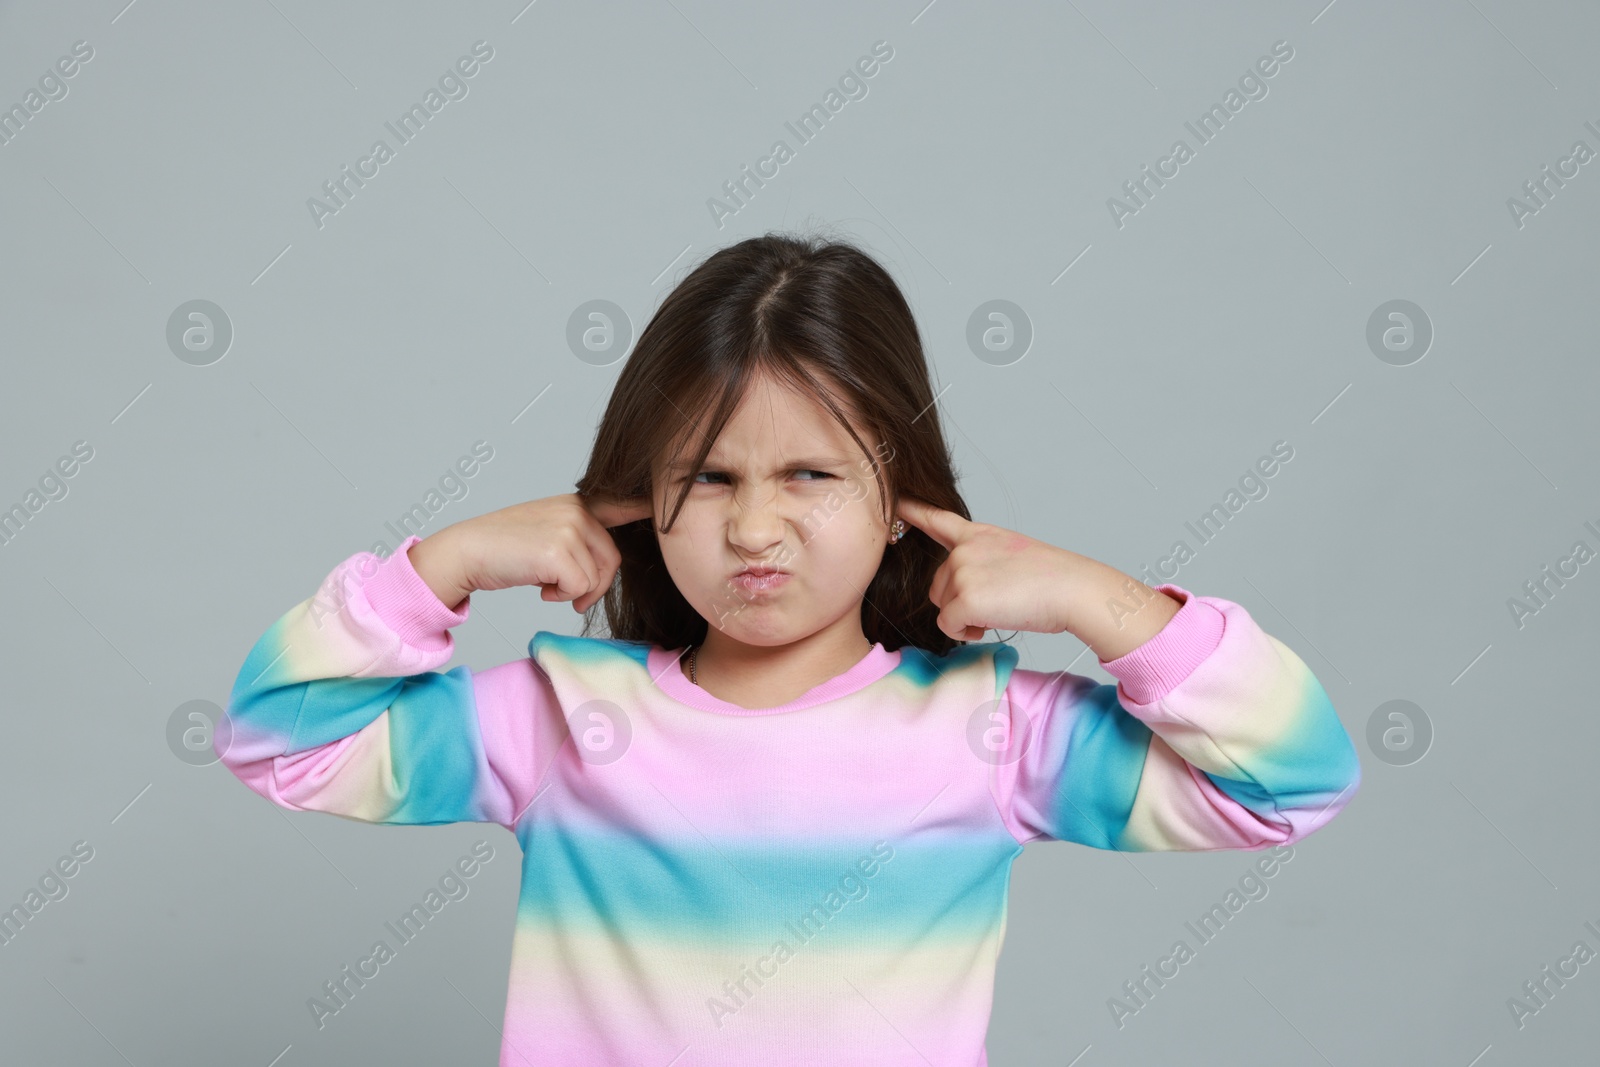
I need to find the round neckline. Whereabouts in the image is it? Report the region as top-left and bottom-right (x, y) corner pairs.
(646, 641), (901, 716)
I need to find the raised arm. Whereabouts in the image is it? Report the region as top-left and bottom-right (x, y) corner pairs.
(216, 533), (563, 829)
(990, 585), (1361, 852)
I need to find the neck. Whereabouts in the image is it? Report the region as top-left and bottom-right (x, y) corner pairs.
(685, 626), (874, 705)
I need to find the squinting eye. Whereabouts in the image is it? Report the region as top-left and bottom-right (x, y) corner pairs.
(692, 470), (834, 484)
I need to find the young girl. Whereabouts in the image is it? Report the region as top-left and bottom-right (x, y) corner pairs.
(218, 233), (1361, 1066)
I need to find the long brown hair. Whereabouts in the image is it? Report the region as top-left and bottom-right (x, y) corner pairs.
(574, 230), (970, 656)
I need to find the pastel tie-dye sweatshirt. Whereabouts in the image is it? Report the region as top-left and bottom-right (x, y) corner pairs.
(219, 534), (1361, 1066)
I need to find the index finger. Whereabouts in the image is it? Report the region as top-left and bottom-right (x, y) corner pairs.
(583, 494), (655, 530)
(895, 496), (969, 550)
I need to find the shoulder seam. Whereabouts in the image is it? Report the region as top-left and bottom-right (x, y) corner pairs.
(507, 646), (565, 833)
(982, 643), (1032, 848)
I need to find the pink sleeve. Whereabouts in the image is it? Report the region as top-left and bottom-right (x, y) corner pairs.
(990, 584), (1361, 852)
(217, 535), (565, 830)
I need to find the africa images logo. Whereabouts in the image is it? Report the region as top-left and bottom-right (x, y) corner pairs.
(306, 41), (495, 230)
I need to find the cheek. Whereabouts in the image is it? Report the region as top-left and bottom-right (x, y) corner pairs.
(807, 505), (880, 559)
(841, 487), (886, 534)
(658, 504), (714, 558)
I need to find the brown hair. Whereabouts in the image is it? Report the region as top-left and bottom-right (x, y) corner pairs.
(574, 229), (971, 656)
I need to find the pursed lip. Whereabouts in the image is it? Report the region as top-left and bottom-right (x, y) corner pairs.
(732, 564), (790, 579)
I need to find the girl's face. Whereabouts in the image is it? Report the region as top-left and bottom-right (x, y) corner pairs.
(651, 373), (895, 650)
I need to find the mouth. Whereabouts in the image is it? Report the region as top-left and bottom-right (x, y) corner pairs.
(730, 565), (791, 594)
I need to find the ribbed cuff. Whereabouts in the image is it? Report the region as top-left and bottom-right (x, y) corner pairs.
(359, 534), (471, 651)
(1097, 584), (1225, 705)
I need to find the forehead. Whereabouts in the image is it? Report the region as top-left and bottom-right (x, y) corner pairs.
(663, 375), (875, 469)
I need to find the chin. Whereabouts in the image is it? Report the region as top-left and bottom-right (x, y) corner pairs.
(702, 610), (809, 647)
(710, 620), (797, 647)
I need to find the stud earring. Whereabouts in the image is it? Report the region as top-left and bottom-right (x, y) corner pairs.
(888, 519), (906, 544)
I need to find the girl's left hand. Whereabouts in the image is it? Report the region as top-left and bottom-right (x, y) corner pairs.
(895, 497), (1081, 641)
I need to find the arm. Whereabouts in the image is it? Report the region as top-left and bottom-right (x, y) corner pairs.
(991, 584), (1361, 851)
(216, 534), (563, 829)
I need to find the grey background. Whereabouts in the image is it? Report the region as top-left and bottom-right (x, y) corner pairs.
(2, 0), (1596, 1063)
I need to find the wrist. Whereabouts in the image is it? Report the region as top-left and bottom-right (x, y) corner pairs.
(1056, 554), (1179, 660)
(408, 527), (475, 611)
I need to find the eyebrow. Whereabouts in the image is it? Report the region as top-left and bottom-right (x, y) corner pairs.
(666, 456), (853, 473)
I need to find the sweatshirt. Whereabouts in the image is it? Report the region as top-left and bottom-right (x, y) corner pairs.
(218, 534), (1361, 1066)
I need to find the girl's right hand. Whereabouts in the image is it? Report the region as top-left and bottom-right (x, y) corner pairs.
(414, 493), (653, 613)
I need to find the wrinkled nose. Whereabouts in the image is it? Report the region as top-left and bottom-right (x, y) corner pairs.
(727, 487), (785, 556)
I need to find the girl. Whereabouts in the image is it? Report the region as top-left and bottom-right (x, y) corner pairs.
(218, 233), (1361, 1066)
